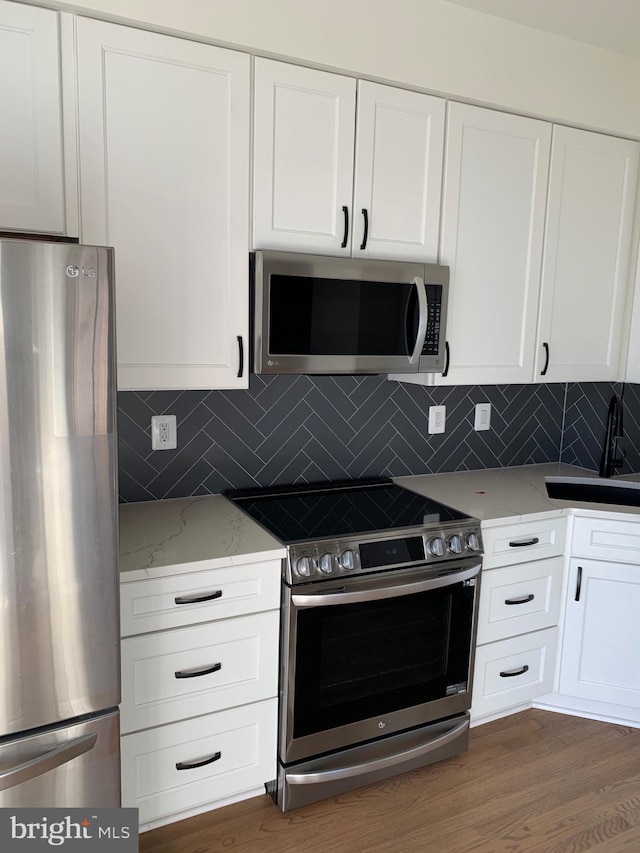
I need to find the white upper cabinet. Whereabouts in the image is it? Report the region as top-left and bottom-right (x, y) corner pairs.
(535, 126), (639, 383)
(625, 251), (640, 383)
(437, 103), (551, 385)
(0, 1), (65, 233)
(253, 60), (445, 261)
(352, 81), (445, 262)
(75, 19), (250, 390)
(253, 58), (356, 255)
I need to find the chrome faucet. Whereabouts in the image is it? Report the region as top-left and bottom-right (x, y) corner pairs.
(599, 392), (625, 478)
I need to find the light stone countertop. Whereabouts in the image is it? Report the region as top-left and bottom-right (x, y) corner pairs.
(119, 494), (286, 582)
(119, 463), (640, 581)
(397, 463), (640, 527)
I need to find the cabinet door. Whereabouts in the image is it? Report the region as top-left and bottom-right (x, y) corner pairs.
(253, 58), (356, 254)
(536, 127), (639, 383)
(76, 20), (250, 390)
(0, 1), (64, 233)
(352, 82), (445, 262)
(560, 559), (640, 707)
(438, 103), (551, 385)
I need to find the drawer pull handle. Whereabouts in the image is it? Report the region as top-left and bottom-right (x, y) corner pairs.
(175, 663), (222, 680)
(176, 751), (221, 771)
(508, 537), (539, 548)
(174, 590), (222, 605)
(499, 665), (530, 678)
(505, 594), (535, 606)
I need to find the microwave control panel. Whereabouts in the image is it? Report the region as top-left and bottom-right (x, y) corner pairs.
(422, 284), (443, 356)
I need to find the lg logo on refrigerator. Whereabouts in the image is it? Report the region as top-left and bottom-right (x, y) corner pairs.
(66, 265), (96, 278)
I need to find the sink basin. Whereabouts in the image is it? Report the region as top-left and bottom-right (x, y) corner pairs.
(545, 476), (640, 507)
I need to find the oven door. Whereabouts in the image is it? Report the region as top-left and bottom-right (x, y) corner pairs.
(280, 559), (481, 765)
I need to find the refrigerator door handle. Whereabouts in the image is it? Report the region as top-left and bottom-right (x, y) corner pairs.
(0, 732), (98, 792)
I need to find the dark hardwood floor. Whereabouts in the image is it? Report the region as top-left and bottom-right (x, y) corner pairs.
(139, 709), (640, 852)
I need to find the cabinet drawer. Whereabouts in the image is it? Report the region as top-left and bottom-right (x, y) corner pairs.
(121, 698), (277, 825)
(477, 557), (564, 644)
(571, 516), (640, 562)
(482, 517), (566, 568)
(120, 560), (281, 637)
(121, 611), (279, 733)
(472, 628), (558, 719)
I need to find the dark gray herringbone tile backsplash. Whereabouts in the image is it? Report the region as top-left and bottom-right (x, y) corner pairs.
(119, 378), (640, 503)
(116, 375), (609, 502)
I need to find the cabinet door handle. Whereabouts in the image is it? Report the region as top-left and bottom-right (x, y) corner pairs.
(174, 590), (222, 605)
(341, 205), (349, 248)
(237, 335), (244, 378)
(176, 751), (221, 771)
(541, 342), (550, 376)
(499, 665), (529, 678)
(575, 565), (583, 601)
(360, 208), (369, 250)
(508, 537), (539, 548)
(442, 341), (450, 377)
(504, 594), (535, 606)
(175, 662), (222, 680)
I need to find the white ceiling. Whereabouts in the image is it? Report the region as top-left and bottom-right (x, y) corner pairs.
(443, 0), (640, 61)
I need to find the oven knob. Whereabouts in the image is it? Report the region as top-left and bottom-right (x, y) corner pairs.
(448, 534), (463, 555)
(465, 532), (481, 552)
(296, 556), (314, 577)
(428, 537), (445, 557)
(340, 549), (357, 571)
(319, 553), (335, 574)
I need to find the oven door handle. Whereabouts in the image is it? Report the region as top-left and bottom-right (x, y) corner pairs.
(409, 275), (428, 366)
(286, 717), (469, 786)
(291, 563), (480, 608)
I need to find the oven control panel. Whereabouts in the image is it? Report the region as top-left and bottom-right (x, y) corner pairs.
(286, 523), (482, 584)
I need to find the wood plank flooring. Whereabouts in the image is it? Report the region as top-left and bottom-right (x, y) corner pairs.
(139, 710), (640, 853)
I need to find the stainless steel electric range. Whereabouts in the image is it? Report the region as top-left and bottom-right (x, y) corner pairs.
(226, 477), (483, 811)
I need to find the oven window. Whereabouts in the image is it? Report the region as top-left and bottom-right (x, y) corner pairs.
(269, 275), (419, 356)
(292, 583), (474, 738)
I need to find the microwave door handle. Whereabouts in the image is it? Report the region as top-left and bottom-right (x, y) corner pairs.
(409, 276), (428, 366)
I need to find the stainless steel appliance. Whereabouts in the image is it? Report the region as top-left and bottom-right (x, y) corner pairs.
(0, 238), (120, 807)
(251, 250), (449, 375)
(226, 478), (482, 811)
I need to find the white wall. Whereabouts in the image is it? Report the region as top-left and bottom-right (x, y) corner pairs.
(33, 0), (640, 138)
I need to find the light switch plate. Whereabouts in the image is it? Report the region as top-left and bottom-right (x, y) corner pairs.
(151, 415), (177, 450)
(474, 403), (491, 431)
(428, 405), (446, 434)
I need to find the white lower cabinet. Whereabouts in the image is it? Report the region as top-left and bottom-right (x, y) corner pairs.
(476, 557), (564, 645)
(121, 700), (277, 827)
(473, 628), (558, 719)
(559, 558), (640, 708)
(472, 516), (566, 724)
(121, 611), (279, 733)
(120, 560), (280, 830)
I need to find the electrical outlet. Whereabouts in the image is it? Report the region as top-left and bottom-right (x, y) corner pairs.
(151, 415), (177, 450)
(474, 403), (491, 431)
(428, 405), (446, 434)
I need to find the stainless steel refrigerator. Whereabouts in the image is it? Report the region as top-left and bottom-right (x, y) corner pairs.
(0, 238), (120, 807)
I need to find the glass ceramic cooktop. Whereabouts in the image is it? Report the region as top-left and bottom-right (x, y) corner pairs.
(226, 478), (469, 543)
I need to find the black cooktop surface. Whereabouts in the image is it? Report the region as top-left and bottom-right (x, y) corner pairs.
(225, 478), (470, 543)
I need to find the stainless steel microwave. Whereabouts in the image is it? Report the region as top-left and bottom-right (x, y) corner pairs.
(251, 251), (449, 375)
